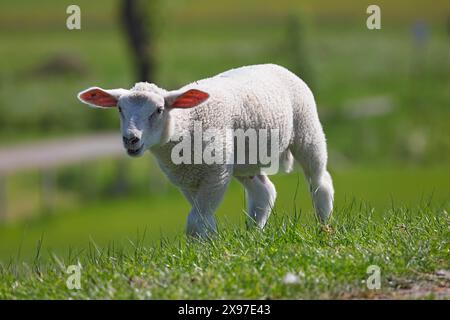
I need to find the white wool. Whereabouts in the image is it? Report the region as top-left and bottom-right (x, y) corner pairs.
(131, 82), (167, 96)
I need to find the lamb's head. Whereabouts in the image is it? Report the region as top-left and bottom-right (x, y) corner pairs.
(77, 83), (209, 157)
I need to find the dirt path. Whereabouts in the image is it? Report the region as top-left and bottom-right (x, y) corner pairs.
(0, 133), (123, 175)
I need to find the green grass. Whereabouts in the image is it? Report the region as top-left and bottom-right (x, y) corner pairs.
(0, 203), (448, 299)
(1, 164), (448, 261)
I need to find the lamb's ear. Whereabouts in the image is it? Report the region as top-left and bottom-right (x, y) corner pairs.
(77, 87), (128, 108)
(165, 89), (209, 108)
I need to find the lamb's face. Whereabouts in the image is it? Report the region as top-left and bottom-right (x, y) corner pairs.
(117, 92), (166, 157)
(77, 85), (210, 158)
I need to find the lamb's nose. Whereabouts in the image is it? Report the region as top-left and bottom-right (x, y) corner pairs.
(123, 136), (140, 145)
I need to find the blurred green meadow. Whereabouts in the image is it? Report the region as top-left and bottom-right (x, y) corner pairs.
(0, 0), (449, 262)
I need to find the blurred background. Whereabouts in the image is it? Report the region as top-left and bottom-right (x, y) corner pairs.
(0, 0), (448, 261)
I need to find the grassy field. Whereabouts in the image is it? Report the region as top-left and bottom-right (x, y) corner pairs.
(0, 164), (449, 260)
(0, 0), (449, 299)
(0, 203), (448, 299)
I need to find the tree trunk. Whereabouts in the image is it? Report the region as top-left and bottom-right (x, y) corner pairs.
(121, 0), (155, 82)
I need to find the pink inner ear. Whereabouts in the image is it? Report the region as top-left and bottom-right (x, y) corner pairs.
(172, 89), (209, 108)
(80, 89), (117, 107)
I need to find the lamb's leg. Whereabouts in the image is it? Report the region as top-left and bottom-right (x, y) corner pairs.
(236, 174), (277, 228)
(182, 182), (229, 238)
(309, 169), (334, 224)
(290, 141), (334, 224)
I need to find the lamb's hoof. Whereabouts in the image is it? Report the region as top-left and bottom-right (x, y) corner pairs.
(321, 224), (334, 233)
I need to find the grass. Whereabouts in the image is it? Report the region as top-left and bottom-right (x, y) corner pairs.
(0, 203), (448, 299)
(1, 164), (448, 261)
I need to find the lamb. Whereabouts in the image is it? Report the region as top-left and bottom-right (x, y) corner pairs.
(77, 64), (334, 237)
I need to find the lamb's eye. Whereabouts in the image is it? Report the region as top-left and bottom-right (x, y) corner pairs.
(118, 106), (122, 113)
(149, 107), (163, 121)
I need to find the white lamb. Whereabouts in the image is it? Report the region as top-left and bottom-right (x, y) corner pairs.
(77, 64), (334, 237)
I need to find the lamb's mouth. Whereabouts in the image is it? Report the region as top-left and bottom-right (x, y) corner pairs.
(126, 145), (144, 157)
